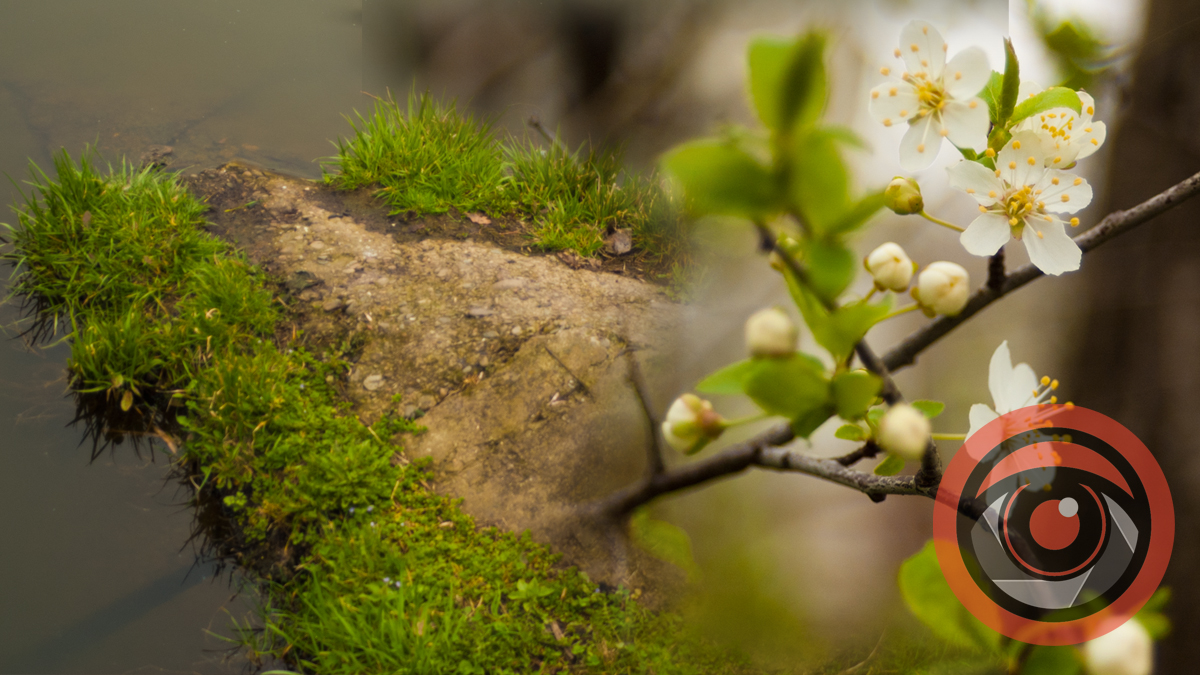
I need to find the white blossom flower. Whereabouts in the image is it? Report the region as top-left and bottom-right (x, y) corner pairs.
(866, 242), (916, 292)
(1080, 619), (1153, 675)
(869, 20), (990, 171)
(966, 341), (1060, 439)
(745, 307), (798, 358)
(662, 394), (725, 453)
(914, 261), (969, 316)
(947, 130), (1091, 276)
(878, 403), (932, 461)
(1013, 81), (1106, 167)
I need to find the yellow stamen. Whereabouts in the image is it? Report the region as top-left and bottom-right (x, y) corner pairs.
(1041, 375), (1050, 386)
(966, 188), (975, 194)
(910, 43), (919, 52)
(1036, 230), (1044, 238)
(1087, 106), (1094, 115)
(969, 100), (978, 109)
(889, 87), (898, 96)
(979, 205), (987, 213)
(1008, 161), (1017, 169)
(1061, 194), (1070, 202)
(1070, 217), (1080, 227)
(1091, 138), (1099, 145)
(939, 128), (949, 137)
(988, 190), (997, 198)
(1009, 217), (1018, 225)
(872, 91), (880, 99)
(954, 71), (962, 80)
(899, 109), (908, 117)
(922, 59), (929, 67)
(1049, 395), (1057, 403)
(1051, 379), (1059, 390)
(881, 67), (891, 76)
(985, 148), (995, 158)
(917, 143), (926, 153)
(1013, 140), (1022, 149)
(1027, 156), (1036, 165)
(883, 118), (892, 127)
(1051, 177), (1060, 185)
(994, 169), (1002, 177)
(1053, 156), (1062, 164)
(1074, 177), (1083, 186)
(894, 48), (901, 58)
(922, 26), (928, 35)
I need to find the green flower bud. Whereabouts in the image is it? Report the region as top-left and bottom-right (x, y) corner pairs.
(885, 176), (924, 215)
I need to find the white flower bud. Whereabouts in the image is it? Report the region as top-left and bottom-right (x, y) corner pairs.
(865, 242), (915, 292)
(915, 261), (970, 316)
(877, 404), (931, 461)
(884, 176), (924, 215)
(1081, 619), (1153, 675)
(745, 307), (798, 358)
(661, 394), (724, 454)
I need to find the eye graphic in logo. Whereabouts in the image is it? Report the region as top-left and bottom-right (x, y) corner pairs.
(933, 404), (1174, 645)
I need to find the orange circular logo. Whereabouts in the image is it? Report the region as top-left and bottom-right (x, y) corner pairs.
(933, 404), (1174, 645)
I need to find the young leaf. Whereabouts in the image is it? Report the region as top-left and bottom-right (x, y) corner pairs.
(792, 404), (835, 438)
(866, 407), (885, 427)
(743, 354), (831, 424)
(120, 390), (134, 412)
(911, 400), (945, 419)
(978, 70), (1004, 125)
(998, 38), (1021, 126)
(899, 541), (1002, 653)
(788, 128), (849, 232)
(832, 370), (882, 420)
(804, 238), (856, 302)
(874, 454), (905, 476)
(662, 139), (780, 218)
(696, 359), (758, 395)
(630, 508), (699, 578)
(747, 32), (827, 133)
(827, 190), (886, 234)
(1009, 87), (1082, 125)
(787, 276), (892, 363)
(835, 424), (866, 441)
(1022, 646), (1081, 675)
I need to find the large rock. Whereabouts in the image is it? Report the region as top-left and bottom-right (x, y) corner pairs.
(186, 162), (685, 597)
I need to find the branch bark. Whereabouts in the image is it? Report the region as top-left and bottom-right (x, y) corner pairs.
(883, 169), (1200, 371)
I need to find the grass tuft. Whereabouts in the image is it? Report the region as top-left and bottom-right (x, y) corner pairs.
(321, 90), (690, 267)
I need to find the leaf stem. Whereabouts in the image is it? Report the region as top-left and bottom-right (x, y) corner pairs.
(918, 210), (965, 232)
(882, 304), (920, 320)
(931, 432), (967, 441)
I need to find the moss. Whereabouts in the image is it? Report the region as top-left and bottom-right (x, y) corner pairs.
(322, 90), (690, 273)
(2, 149), (753, 674)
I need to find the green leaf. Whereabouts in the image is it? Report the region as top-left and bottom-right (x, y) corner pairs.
(1140, 586), (1171, 613)
(788, 129), (849, 233)
(747, 33), (827, 133)
(874, 454), (905, 476)
(911, 400), (945, 419)
(827, 190), (886, 234)
(662, 139), (779, 218)
(792, 404), (835, 438)
(120, 390), (134, 412)
(1010, 87), (1082, 125)
(899, 541), (1002, 653)
(804, 239), (857, 302)
(630, 508), (699, 578)
(1023, 646), (1081, 675)
(787, 275), (892, 363)
(742, 354), (831, 431)
(834, 424), (866, 441)
(978, 70), (1004, 125)
(696, 359), (758, 395)
(999, 38), (1020, 126)
(866, 407), (885, 427)
(832, 370), (881, 420)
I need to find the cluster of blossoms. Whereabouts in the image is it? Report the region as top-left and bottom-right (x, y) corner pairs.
(872, 21), (1106, 276)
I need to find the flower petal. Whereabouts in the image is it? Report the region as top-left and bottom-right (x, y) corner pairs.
(998, 130), (1046, 188)
(988, 340), (1015, 412)
(967, 403), (1000, 440)
(961, 213), (1012, 256)
(899, 114), (940, 171)
(899, 20), (946, 78)
(1036, 170), (1092, 213)
(947, 159), (1004, 204)
(943, 47), (990, 99)
(869, 81), (921, 126)
(1017, 80), (1043, 101)
(1023, 217), (1081, 275)
(941, 99), (989, 151)
(1077, 91), (1097, 120)
(1006, 363), (1040, 412)
(1073, 120), (1106, 161)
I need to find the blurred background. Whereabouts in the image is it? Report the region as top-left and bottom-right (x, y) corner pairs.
(2, 0), (1195, 672)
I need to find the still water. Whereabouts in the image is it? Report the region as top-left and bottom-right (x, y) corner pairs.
(0, 1), (362, 672)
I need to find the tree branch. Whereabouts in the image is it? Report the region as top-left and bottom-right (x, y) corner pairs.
(884, 169), (1200, 371)
(623, 347), (666, 477)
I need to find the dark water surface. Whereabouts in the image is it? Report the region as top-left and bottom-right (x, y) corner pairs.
(0, 2), (363, 672)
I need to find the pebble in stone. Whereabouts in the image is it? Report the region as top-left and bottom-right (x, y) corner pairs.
(492, 278), (527, 291)
(466, 306), (494, 318)
(310, 240), (326, 249)
(363, 374), (384, 391)
(322, 298), (345, 312)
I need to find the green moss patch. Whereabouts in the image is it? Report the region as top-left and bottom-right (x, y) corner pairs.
(2, 150), (749, 674)
(322, 91), (689, 273)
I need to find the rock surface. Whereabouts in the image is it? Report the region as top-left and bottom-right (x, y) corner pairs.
(186, 162), (685, 597)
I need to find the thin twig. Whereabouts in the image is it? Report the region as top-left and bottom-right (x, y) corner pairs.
(622, 347), (666, 477)
(835, 440), (880, 466)
(884, 169), (1200, 371)
(987, 248), (1006, 291)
